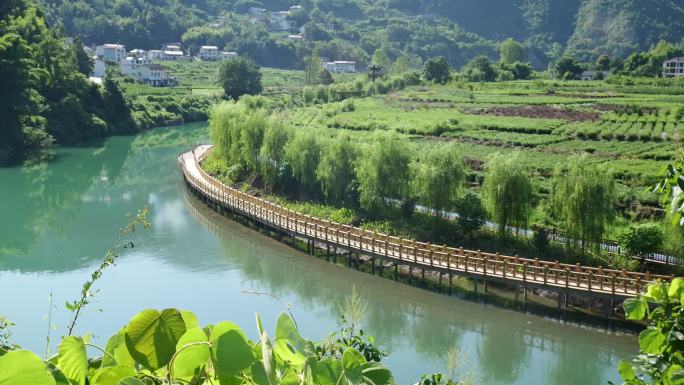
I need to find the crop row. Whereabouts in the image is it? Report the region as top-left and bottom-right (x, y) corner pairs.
(557, 121), (684, 142)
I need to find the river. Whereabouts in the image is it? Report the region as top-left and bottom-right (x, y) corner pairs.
(0, 123), (635, 384)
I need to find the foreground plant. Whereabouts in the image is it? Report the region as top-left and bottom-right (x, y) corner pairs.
(616, 278), (684, 385)
(0, 308), (395, 385)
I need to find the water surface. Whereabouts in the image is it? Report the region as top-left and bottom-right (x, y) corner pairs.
(0, 123), (635, 384)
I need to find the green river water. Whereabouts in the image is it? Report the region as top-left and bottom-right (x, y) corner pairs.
(0, 123), (636, 384)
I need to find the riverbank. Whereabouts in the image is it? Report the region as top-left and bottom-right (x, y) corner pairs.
(182, 145), (663, 329)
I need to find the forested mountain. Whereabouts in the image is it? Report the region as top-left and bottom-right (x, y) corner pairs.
(40, 0), (684, 68)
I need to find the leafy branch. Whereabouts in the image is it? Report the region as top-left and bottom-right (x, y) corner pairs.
(66, 207), (150, 336)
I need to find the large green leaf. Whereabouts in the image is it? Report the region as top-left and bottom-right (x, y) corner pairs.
(669, 278), (684, 299)
(362, 362), (394, 385)
(57, 336), (88, 385)
(172, 327), (210, 379)
(124, 309), (187, 371)
(102, 328), (135, 368)
(211, 327), (255, 377)
(646, 283), (666, 301)
(639, 328), (667, 354)
(259, 330), (277, 385)
(274, 312), (313, 365)
(0, 350), (56, 385)
(617, 360), (636, 381)
(623, 297), (648, 320)
(342, 348), (365, 384)
(181, 310), (200, 330)
(312, 358), (344, 385)
(90, 365), (135, 385)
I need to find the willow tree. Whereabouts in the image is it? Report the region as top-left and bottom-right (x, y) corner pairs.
(412, 143), (465, 217)
(356, 133), (412, 213)
(551, 155), (615, 251)
(285, 129), (322, 197)
(481, 152), (534, 237)
(259, 117), (291, 188)
(316, 135), (358, 205)
(209, 101), (266, 172)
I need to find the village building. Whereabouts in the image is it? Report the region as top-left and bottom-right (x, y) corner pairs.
(129, 49), (148, 59)
(287, 34), (304, 41)
(323, 61), (356, 73)
(95, 44), (126, 62)
(162, 50), (184, 60)
(92, 57), (106, 78)
(220, 51), (238, 60)
(148, 50), (163, 60)
(269, 11), (291, 31)
(198, 46), (219, 60)
(663, 57), (684, 78)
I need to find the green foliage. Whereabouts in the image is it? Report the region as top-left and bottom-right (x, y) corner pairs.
(455, 192), (487, 237)
(218, 57), (263, 100)
(619, 223), (665, 258)
(259, 118), (292, 188)
(463, 56), (497, 82)
(317, 135), (359, 206)
(0, 309), (397, 385)
(555, 56), (583, 80)
(209, 102), (267, 173)
(618, 279), (684, 385)
(499, 38), (524, 64)
(482, 152), (534, 237)
(551, 156), (615, 251)
(413, 143), (465, 216)
(357, 133), (412, 213)
(285, 130), (322, 195)
(423, 57), (452, 84)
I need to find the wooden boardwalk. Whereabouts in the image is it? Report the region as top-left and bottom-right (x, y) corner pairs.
(178, 145), (673, 300)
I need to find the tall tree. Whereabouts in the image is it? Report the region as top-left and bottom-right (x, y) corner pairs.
(285, 130), (322, 197)
(391, 54), (410, 75)
(422, 56), (451, 84)
(551, 155), (615, 251)
(218, 56), (262, 100)
(259, 118), (291, 188)
(481, 152), (534, 237)
(371, 48), (391, 73)
(71, 36), (93, 76)
(499, 38), (524, 64)
(412, 143), (465, 216)
(305, 54), (322, 85)
(356, 133), (412, 213)
(317, 135), (358, 205)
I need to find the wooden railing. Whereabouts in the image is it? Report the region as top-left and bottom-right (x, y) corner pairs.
(178, 146), (674, 299)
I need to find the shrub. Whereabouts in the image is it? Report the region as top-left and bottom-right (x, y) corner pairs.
(619, 223), (664, 258)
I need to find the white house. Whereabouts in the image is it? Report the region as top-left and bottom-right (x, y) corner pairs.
(220, 51), (238, 60)
(120, 56), (151, 77)
(95, 44), (126, 62)
(92, 57), (106, 78)
(198, 45), (219, 60)
(129, 49), (148, 59)
(663, 57), (684, 78)
(270, 11), (291, 31)
(145, 64), (177, 87)
(162, 50), (184, 60)
(148, 50), (163, 60)
(287, 34), (304, 41)
(323, 61), (356, 73)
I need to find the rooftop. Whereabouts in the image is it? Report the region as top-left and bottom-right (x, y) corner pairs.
(102, 44), (125, 49)
(200, 46), (218, 49)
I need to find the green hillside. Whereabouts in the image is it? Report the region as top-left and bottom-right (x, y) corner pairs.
(41, 0), (684, 68)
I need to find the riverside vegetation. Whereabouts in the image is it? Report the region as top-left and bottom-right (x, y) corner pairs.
(202, 69), (684, 274)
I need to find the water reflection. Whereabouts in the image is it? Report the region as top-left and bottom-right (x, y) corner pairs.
(183, 191), (635, 384)
(0, 123), (207, 272)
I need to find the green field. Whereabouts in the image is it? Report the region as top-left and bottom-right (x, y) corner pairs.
(278, 79), (684, 238)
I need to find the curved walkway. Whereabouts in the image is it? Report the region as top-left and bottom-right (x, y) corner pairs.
(178, 145), (674, 299)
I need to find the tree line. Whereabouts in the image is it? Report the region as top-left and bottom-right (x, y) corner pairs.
(208, 97), (638, 258)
